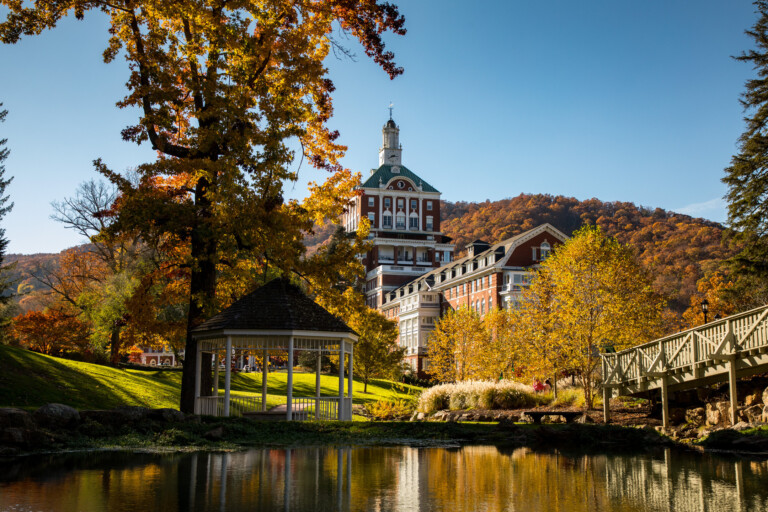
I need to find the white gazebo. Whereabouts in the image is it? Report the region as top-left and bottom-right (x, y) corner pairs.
(191, 278), (357, 420)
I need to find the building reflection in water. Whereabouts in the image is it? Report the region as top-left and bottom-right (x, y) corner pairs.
(2, 445), (768, 511)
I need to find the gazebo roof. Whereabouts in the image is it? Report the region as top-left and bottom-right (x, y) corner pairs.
(191, 278), (356, 336)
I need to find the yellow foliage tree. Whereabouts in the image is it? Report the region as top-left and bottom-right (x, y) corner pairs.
(526, 226), (664, 408)
(427, 307), (485, 383)
(474, 307), (518, 381)
(682, 272), (737, 328)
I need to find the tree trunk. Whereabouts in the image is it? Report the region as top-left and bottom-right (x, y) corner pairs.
(179, 179), (217, 413)
(364, 377), (368, 394)
(109, 325), (122, 365)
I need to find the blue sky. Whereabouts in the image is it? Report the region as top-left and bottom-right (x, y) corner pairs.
(0, 1), (759, 254)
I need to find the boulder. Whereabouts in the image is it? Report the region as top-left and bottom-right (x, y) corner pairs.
(669, 407), (686, 425)
(762, 405), (768, 423)
(685, 407), (706, 427)
(575, 414), (594, 424)
(744, 390), (762, 407)
(731, 421), (752, 431)
(203, 426), (224, 440)
(763, 386), (768, 407)
(705, 403), (722, 427)
(115, 406), (152, 423)
(149, 408), (186, 423)
(740, 404), (763, 424)
(0, 408), (34, 430)
(34, 403), (80, 429)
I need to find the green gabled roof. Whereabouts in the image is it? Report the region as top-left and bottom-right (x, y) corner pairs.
(360, 164), (440, 193)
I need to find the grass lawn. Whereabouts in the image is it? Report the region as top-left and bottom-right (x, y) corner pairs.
(0, 344), (422, 412)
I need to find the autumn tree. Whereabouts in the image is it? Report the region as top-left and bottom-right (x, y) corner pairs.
(509, 272), (567, 397)
(427, 307), (485, 383)
(473, 306), (518, 381)
(682, 272), (738, 328)
(529, 226), (664, 408)
(12, 309), (90, 356)
(0, 0), (406, 412)
(351, 308), (403, 393)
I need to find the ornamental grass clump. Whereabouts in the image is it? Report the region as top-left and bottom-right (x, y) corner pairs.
(417, 380), (540, 414)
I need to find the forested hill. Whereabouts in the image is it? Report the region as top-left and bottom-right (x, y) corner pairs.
(441, 194), (735, 313)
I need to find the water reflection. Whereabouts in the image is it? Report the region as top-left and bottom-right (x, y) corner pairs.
(1, 446), (767, 511)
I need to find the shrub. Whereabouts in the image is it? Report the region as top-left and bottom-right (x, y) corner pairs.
(417, 380), (541, 414)
(365, 399), (416, 420)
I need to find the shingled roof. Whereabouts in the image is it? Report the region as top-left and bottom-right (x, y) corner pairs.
(361, 164), (439, 193)
(192, 278), (356, 335)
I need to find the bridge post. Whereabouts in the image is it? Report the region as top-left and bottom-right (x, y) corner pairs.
(728, 358), (738, 425)
(660, 375), (670, 429)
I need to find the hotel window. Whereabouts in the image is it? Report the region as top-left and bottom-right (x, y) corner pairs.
(489, 297), (493, 309)
(383, 213), (393, 229)
(368, 212), (375, 226)
(368, 196), (375, 207)
(410, 199), (417, 209)
(396, 213), (406, 229)
(427, 200), (433, 211)
(397, 198), (404, 209)
(384, 197), (391, 208)
(409, 216), (418, 229)
(426, 216), (433, 231)
(481, 299), (485, 315)
(540, 241), (551, 259)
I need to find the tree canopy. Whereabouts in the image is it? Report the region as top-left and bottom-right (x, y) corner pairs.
(0, 1), (406, 411)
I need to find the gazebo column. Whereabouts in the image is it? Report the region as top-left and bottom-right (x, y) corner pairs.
(347, 344), (353, 420)
(287, 337), (294, 421)
(194, 342), (202, 414)
(338, 342), (345, 420)
(315, 350), (322, 420)
(224, 336), (232, 417)
(262, 348), (268, 412)
(213, 352), (219, 395)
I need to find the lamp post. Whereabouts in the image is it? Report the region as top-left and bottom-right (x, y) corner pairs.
(701, 298), (709, 325)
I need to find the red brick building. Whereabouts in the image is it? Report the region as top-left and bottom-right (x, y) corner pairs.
(342, 118), (455, 308)
(380, 224), (568, 374)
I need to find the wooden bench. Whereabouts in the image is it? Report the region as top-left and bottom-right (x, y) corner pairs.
(522, 411), (584, 425)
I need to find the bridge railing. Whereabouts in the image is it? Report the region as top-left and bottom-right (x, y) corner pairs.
(602, 303), (768, 388)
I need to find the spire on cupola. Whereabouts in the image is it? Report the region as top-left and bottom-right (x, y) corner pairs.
(379, 103), (402, 166)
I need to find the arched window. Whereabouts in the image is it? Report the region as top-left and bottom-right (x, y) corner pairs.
(540, 241), (551, 259)
(396, 212), (406, 229)
(481, 298), (485, 315)
(383, 211), (393, 229)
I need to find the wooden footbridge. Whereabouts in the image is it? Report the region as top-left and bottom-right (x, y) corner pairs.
(601, 304), (768, 427)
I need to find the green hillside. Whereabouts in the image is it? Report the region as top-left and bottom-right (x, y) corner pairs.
(0, 344), (421, 411)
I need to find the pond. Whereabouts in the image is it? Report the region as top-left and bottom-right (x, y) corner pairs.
(1, 446), (767, 511)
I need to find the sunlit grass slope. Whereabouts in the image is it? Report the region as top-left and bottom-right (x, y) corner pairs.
(0, 344), (422, 411)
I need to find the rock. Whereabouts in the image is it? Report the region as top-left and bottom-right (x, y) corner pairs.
(669, 407), (686, 425)
(575, 414), (594, 424)
(416, 412), (425, 421)
(409, 411), (419, 422)
(34, 403), (80, 429)
(731, 421), (752, 432)
(740, 404), (763, 424)
(705, 403), (722, 427)
(0, 408), (34, 430)
(1, 427), (26, 445)
(80, 410), (124, 427)
(685, 407), (706, 426)
(203, 426), (224, 440)
(744, 390), (762, 407)
(149, 408), (185, 423)
(115, 406), (151, 422)
(762, 386), (768, 407)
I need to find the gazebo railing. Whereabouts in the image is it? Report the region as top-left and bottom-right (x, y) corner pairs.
(197, 396), (224, 416)
(196, 395), (352, 420)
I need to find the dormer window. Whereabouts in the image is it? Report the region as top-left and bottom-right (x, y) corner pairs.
(392, 166), (400, 174)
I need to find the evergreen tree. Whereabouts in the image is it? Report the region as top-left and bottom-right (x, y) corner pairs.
(0, 104), (15, 338)
(724, 1), (768, 291)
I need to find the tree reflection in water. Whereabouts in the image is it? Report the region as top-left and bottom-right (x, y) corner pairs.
(1, 446), (767, 511)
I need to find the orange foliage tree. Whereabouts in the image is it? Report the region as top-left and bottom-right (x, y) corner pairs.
(12, 309), (90, 356)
